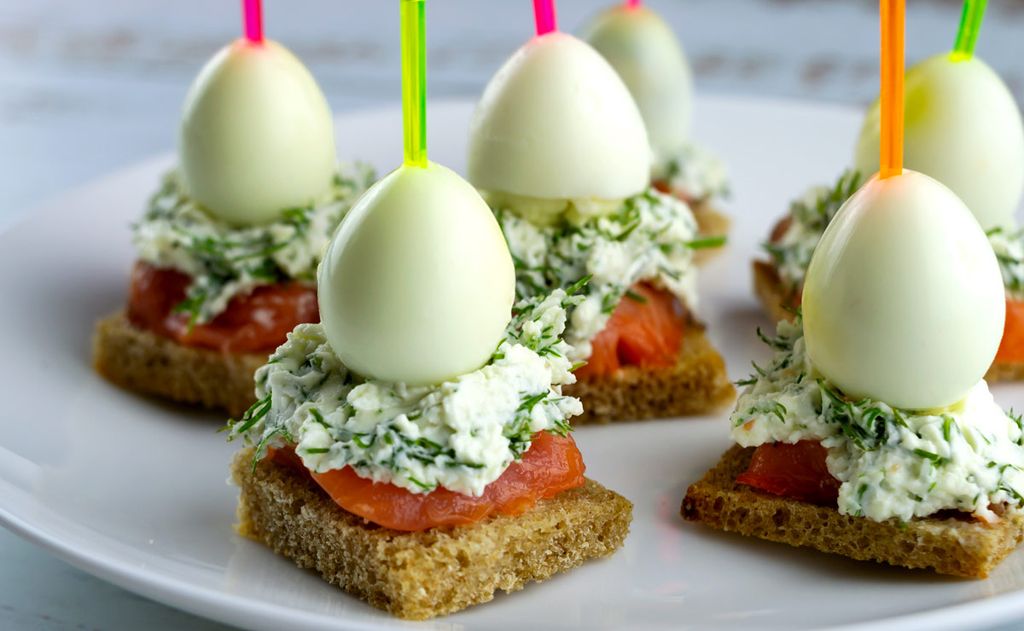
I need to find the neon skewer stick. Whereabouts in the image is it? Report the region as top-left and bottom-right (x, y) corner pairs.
(952, 0), (987, 60)
(533, 0), (558, 36)
(401, 0), (428, 167)
(879, 0), (905, 179)
(242, 0), (263, 43)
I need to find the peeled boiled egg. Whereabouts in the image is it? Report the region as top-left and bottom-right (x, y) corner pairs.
(467, 32), (650, 217)
(317, 162), (515, 385)
(803, 170), (1004, 410)
(584, 4), (693, 165)
(854, 54), (1024, 230)
(179, 39), (336, 226)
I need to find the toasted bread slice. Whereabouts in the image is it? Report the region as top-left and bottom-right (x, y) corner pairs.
(985, 361), (1024, 382)
(682, 445), (1024, 578)
(751, 260), (797, 324)
(691, 200), (730, 265)
(231, 447), (633, 620)
(752, 260), (1021, 382)
(565, 324), (734, 425)
(92, 312), (263, 417)
(692, 199), (731, 240)
(94, 308), (733, 424)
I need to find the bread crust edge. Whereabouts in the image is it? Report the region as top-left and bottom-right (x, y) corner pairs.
(566, 324), (735, 425)
(92, 312), (265, 417)
(682, 445), (1024, 578)
(691, 201), (731, 265)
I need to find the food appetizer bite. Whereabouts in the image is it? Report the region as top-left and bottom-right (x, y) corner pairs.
(584, 0), (730, 252)
(755, 0), (1024, 380)
(92, 5), (373, 416)
(466, 1), (734, 424)
(228, 2), (631, 620)
(686, 3), (1024, 578)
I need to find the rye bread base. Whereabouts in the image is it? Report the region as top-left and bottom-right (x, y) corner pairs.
(231, 447), (633, 620)
(92, 312), (264, 417)
(94, 308), (734, 426)
(751, 260), (798, 324)
(565, 325), (735, 425)
(691, 200), (731, 265)
(682, 445), (1024, 578)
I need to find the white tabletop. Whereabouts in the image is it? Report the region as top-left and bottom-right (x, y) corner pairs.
(1, 0), (1023, 628)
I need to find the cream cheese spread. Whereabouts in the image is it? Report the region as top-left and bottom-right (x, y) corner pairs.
(989, 226), (1024, 301)
(763, 170), (863, 291)
(495, 188), (705, 361)
(650, 141), (730, 203)
(731, 318), (1024, 523)
(229, 289), (582, 496)
(133, 163), (374, 323)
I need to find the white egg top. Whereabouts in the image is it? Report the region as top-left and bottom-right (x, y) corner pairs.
(467, 32), (651, 216)
(854, 53), (1024, 231)
(179, 39), (337, 226)
(318, 162), (515, 386)
(766, 170), (1024, 305)
(584, 5), (693, 165)
(802, 171), (1004, 410)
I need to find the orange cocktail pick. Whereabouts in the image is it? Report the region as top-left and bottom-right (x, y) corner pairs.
(878, 0), (905, 179)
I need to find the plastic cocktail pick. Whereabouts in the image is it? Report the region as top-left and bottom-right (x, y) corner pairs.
(401, 0), (427, 167)
(533, 0), (558, 36)
(625, 0), (642, 7)
(952, 0), (987, 61)
(879, 0), (905, 179)
(242, 0), (263, 43)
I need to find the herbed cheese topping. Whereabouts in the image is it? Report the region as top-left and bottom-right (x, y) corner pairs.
(651, 141), (730, 202)
(763, 170), (863, 292)
(495, 189), (709, 361)
(767, 170), (1024, 298)
(228, 289), (583, 497)
(989, 226), (1024, 301)
(732, 319), (1024, 523)
(133, 163), (375, 324)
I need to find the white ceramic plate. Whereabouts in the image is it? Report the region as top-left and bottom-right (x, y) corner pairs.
(3, 96), (1024, 631)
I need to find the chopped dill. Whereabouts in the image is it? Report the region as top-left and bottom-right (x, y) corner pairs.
(133, 165), (375, 324)
(685, 235), (727, 250)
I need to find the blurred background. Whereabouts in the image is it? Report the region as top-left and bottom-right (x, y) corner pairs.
(1, 0), (1023, 629)
(3, 0), (1024, 223)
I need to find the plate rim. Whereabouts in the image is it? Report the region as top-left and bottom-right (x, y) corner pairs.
(2, 95), (1024, 631)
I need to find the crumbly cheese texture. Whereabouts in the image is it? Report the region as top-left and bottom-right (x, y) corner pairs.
(229, 290), (583, 497)
(495, 188), (700, 362)
(650, 141), (730, 202)
(764, 171), (863, 291)
(768, 170), (1024, 298)
(132, 163), (375, 323)
(731, 319), (1024, 523)
(989, 226), (1024, 301)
